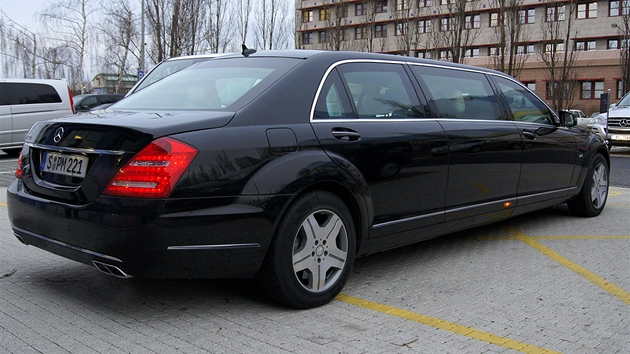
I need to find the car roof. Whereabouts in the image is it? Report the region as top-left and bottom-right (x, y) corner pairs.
(217, 50), (508, 76)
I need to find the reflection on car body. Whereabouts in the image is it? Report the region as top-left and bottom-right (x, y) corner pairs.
(7, 50), (609, 309)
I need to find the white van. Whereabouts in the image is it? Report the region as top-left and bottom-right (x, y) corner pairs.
(0, 79), (75, 155)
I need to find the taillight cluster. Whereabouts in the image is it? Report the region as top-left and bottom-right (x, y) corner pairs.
(103, 137), (198, 198)
(15, 152), (23, 179)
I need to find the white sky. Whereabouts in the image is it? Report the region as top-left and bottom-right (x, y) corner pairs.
(1, 0), (48, 32)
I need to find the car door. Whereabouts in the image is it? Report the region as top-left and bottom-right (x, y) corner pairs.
(491, 76), (578, 204)
(409, 65), (521, 223)
(310, 61), (449, 238)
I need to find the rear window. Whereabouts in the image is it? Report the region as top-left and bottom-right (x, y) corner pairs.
(0, 83), (63, 105)
(114, 57), (299, 111)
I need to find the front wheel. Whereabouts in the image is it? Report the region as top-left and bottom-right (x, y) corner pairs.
(567, 154), (609, 217)
(258, 191), (356, 309)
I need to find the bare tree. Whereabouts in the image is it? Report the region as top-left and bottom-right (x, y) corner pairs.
(206, 0), (235, 53)
(433, 0), (481, 63)
(537, 0), (580, 110)
(253, 0), (292, 50)
(0, 15), (38, 78)
(237, 0), (252, 46)
(391, 0), (426, 56)
(488, 0), (528, 77)
(98, 0), (139, 93)
(616, 11), (630, 96)
(40, 0), (99, 93)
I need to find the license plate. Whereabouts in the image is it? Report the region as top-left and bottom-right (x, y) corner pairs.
(610, 134), (630, 141)
(40, 152), (89, 178)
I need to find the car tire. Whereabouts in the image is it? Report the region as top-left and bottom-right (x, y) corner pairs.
(567, 154), (609, 217)
(258, 191), (356, 309)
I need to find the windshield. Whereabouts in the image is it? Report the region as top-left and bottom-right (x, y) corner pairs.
(617, 92), (630, 106)
(133, 58), (222, 93)
(114, 57), (300, 111)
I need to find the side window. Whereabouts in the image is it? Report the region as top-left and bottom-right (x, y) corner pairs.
(314, 69), (354, 119)
(80, 96), (99, 110)
(410, 65), (502, 120)
(493, 76), (553, 124)
(337, 62), (424, 119)
(3, 83), (62, 105)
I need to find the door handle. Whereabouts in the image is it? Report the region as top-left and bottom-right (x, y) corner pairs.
(331, 128), (361, 141)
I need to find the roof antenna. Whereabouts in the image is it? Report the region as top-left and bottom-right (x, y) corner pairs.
(242, 44), (256, 57)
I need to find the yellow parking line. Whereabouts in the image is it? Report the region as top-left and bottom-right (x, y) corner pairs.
(0, 202), (6, 208)
(510, 228), (630, 306)
(336, 294), (559, 354)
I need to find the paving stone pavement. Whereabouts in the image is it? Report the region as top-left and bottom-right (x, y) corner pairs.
(0, 174), (628, 353)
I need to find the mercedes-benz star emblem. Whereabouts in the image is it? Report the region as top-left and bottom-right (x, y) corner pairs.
(53, 127), (64, 143)
(620, 119), (629, 127)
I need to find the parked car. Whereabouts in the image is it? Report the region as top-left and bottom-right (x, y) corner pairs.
(7, 50), (609, 309)
(568, 109), (589, 127)
(126, 53), (227, 96)
(0, 79), (75, 155)
(73, 94), (125, 112)
(598, 92), (630, 147)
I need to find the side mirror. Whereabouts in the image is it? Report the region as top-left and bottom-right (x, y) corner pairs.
(558, 110), (577, 127)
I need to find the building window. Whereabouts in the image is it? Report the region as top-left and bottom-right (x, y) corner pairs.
(610, 0), (630, 16)
(396, 22), (408, 36)
(608, 39), (619, 49)
(303, 10), (314, 22)
(545, 42), (565, 53)
(375, 24), (388, 38)
(525, 82), (536, 92)
(439, 50), (451, 60)
(319, 31), (329, 43)
(577, 2), (597, 19)
(489, 47), (499, 56)
(618, 80), (624, 98)
(376, 0), (388, 13)
(466, 14), (480, 29)
(303, 32), (313, 44)
(546, 5), (565, 21)
(441, 17), (453, 31)
(465, 48), (480, 57)
(576, 40), (597, 51)
(546, 82), (571, 100)
(320, 8), (330, 21)
(356, 3), (366, 16)
(519, 8), (535, 24)
(396, 0), (408, 10)
(355, 27), (367, 39)
(418, 19), (432, 33)
(517, 44), (535, 54)
(581, 81), (605, 99)
(490, 13), (500, 27)
(419, 0), (432, 7)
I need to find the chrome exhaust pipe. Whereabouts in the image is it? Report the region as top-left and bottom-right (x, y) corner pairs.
(92, 260), (132, 278)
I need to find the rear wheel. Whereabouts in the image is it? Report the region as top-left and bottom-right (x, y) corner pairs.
(567, 154), (608, 217)
(258, 191), (356, 309)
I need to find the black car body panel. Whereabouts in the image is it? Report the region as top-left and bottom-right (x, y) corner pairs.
(7, 50), (609, 287)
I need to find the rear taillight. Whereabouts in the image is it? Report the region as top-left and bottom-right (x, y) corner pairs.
(68, 86), (76, 114)
(103, 137), (198, 198)
(15, 152), (23, 179)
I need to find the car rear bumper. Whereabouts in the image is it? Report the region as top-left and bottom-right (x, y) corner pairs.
(7, 179), (287, 279)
